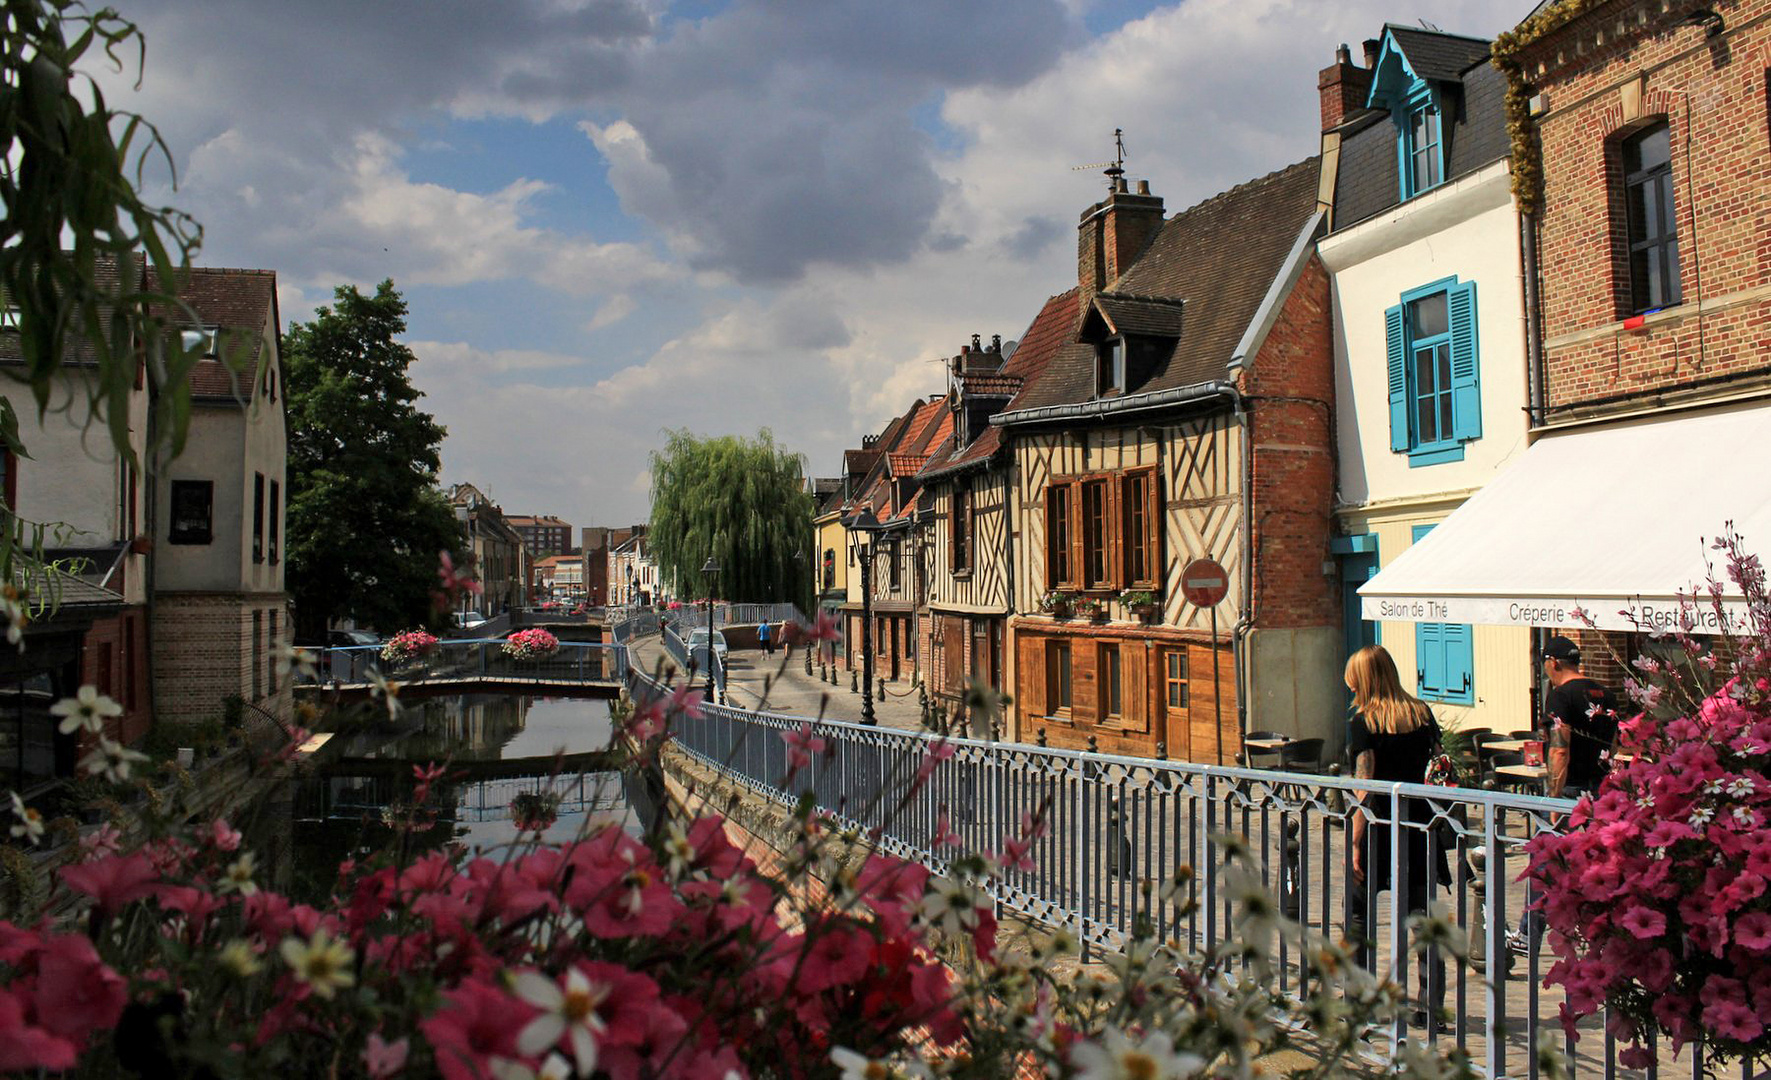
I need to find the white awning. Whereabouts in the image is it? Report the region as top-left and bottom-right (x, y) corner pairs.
(1359, 401), (1771, 631)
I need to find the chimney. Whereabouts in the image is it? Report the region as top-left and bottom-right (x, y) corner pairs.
(1077, 181), (1164, 298)
(1319, 42), (1373, 132)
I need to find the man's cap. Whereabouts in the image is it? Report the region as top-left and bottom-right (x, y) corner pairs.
(1543, 636), (1581, 664)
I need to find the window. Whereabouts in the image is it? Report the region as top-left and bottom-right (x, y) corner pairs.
(1411, 525), (1474, 704)
(1046, 640), (1072, 714)
(1386, 278), (1480, 465)
(268, 480), (280, 564)
(1046, 485), (1073, 587)
(950, 482), (971, 572)
(1623, 123), (1681, 314)
(169, 480), (214, 545)
(252, 473), (265, 563)
(181, 327), (218, 357)
(888, 539), (902, 590)
(268, 610), (279, 694)
(1164, 649), (1189, 710)
(1403, 95), (1443, 196)
(1099, 644), (1123, 721)
(1096, 338), (1125, 397)
(0, 305), (17, 332)
(1081, 479), (1110, 588)
(1120, 470), (1155, 586)
(822, 549), (835, 590)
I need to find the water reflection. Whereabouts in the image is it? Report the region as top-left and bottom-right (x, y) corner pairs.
(294, 694), (631, 874)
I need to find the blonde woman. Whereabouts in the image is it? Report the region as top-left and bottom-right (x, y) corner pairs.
(1343, 644), (1449, 1028)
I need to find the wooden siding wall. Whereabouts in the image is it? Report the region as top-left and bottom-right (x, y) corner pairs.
(1011, 417), (1243, 627)
(928, 469), (1011, 612)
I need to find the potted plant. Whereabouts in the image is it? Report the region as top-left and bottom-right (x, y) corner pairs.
(1039, 590), (1075, 619)
(503, 627), (560, 662)
(1077, 596), (1106, 622)
(1120, 589), (1159, 624)
(380, 629), (439, 669)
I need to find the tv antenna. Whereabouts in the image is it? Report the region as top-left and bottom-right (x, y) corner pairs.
(1071, 128), (1127, 190)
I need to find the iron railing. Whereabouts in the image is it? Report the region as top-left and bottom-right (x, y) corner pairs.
(308, 640), (628, 686)
(661, 623), (724, 695)
(609, 609), (660, 645)
(629, 666), (1692, 1080)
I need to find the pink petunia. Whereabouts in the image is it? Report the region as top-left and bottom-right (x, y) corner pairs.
(1737, 912), (1771, 950)
(419, 978), (520, 1080)
(208, 818), (242, 852)
(794, 923), (875, 994)
(1705, 1000), (1764, 1042)
(32, 931), (127, 1041)
(0, 988), (76, 1072)
(362, 1033), (409, 1079)
(782, 722), (827, 772)
(58, 853), (159, 917)
(1617, 905), (1667, 939)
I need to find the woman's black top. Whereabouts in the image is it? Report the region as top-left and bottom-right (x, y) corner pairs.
(1347, 709), (1448, 899)
(1346, 712), (1440, 784)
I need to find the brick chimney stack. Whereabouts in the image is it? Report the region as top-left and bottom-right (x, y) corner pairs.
(1318, 42), (1373, 132)
(1077, 178), (1164, 298)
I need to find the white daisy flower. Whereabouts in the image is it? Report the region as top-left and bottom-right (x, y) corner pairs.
(51, 685), (123, 736)
(78, 737), (150, 782)
(1071, 1026), (1205, 1079)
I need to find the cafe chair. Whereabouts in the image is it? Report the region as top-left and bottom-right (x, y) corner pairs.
(1280, 738), (1325, 774)
(1244, 730), (1289, 769)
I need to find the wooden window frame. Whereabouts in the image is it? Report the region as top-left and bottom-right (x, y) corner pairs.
(950, 481), (971, 574)
(1098, 642), (1123, 723)
(1119, 467), (1159, 588)
(1621, 121), (1681, 315)
(1045, 639), (1072, 719)
(1079, 475), (1114, 592)
(1045, 483), (1075, 589)
(1163, 648), (1190, 711)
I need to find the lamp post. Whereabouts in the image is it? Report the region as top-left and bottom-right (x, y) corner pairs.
(844, 509), (881, 725)
(701, 556), (720, 702)
(626, 564), (636, 609)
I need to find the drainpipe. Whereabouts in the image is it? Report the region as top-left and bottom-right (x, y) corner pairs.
(1520, 209), (1550, 717)
(1229, 388), (1254, 748)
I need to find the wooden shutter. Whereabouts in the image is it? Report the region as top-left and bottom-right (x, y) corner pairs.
(1443, 623), (1474, 703)
(1068, 482), (1085, 591)
(1448, 280), (1481, 442)
(1416, 621), (1445, 695)
(1385, 304), (1409, 452)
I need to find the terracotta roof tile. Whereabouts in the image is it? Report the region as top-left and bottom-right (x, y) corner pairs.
(147, 267), (279, 403)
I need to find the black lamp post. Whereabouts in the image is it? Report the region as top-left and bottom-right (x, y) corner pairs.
(701, 556), (720, 701)
(844, 509), (881, 725)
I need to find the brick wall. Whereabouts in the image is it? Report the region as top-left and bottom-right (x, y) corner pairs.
(1243, 256), (1340, 630)
(153, 593), (292, 726)
(80, 607), (150, 745)
(1527, 0), (1771, 414)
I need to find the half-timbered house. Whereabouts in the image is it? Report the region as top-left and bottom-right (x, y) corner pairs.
(998, 163), (1340, 764)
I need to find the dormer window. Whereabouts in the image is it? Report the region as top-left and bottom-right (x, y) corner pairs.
(0, 306), (18, 332)
(1096, 337), (1125, 397)
(1406, 93), (1443, 195)
(181, 327), (219, 357)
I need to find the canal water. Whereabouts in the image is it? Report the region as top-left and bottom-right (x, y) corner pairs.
(285, 693), (632, 896)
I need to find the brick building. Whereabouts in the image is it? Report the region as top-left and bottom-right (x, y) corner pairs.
(1360, 0), (1771, 694)
(508, 514), (573, 560)
(447, 483), (526, 615)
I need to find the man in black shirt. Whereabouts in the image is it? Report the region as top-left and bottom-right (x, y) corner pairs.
(1540, 635), (1620, 799)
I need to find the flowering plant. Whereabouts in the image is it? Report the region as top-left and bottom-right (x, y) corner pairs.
(1039, 590), (1075, 617)
(380, 629), (439, 666)
(1117, 589), (1158, 609)
(503, 628), (560, 661)
(1525, 528), (1771, 1063)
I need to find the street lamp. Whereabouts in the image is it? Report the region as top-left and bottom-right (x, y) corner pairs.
(843, 509), (881, 724)
(701, 556), (721, 702)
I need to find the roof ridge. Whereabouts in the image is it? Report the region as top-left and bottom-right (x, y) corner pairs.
(1096, 291), (1185, 306)
(1383, 22), (1492, 44)
(180, 266), (279, 277)
(1161, 156), (1321, 223)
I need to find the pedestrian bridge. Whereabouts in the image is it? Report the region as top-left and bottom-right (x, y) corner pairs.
(297, 639), (627, 696)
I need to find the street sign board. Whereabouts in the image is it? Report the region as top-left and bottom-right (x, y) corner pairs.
(1180, 557), (1230, 607)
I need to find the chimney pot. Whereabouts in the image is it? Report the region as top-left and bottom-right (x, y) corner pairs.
(1319, 41), (1374, 132)
(971, 333), (981, 350)
(1135, 179), (1150, 195)
(1363, 38), (1381, 68)
(1336, 42), (1351, 64)
(991, 334), (1002, 353)
(1115, 177), (1129, 193)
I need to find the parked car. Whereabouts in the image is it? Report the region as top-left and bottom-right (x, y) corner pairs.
(685, 628), (729, 667)
(327, 629), (380, 649)
(455, 611), (487, 630)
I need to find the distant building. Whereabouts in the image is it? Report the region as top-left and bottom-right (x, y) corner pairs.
(447, 483), (525, 615)
(507, 514), (573, 560)
(532, 553), (584, 598)
(608, 531), (657, 606)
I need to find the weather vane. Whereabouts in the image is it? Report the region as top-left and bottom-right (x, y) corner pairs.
(1071, 128), (1127, 190)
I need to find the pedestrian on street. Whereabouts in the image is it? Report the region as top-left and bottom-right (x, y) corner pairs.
(758, 621), (772, 655)
(1342, 644), (1448, 1030)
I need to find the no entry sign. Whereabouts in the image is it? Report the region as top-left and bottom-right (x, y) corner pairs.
(1180, 557), (1230, 607)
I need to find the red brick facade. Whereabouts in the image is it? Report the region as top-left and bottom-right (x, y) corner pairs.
(1525, 0), (1771, 417)
(152, 593), (292, 723)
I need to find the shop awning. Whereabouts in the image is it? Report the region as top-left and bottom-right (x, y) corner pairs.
(1359, 401), (1771, 631)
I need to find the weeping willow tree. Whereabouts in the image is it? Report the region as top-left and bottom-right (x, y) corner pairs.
(648, 429), (815, 608)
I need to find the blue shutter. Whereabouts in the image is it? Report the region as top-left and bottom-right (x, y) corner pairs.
(1385, 304), (1409, 452)
(1448, 280), (1481, 441)
(1416, 621), (1444, 695)
(1443, 623), (1475, 704)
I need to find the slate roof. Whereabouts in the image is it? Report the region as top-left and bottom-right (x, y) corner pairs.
(1332, 28), (1508, 231)
(148, 267), (279, 404)
(1004, 158), (1322, 413)
(1385, 25), (1491, 82)
(1092, 293), (1186, 338)
(0, 253), (142, 366)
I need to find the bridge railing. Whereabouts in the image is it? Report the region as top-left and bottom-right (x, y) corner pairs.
(609, 609), (660, 644)
(626, 665), (1667, 1080)
(306, 640), (627, 686)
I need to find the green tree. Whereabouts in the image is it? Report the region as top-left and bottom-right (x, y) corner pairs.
(648, 429), (814, 608)
(283, 280), (463, 641)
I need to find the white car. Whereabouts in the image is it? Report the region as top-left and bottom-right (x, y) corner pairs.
(455, 611), (487, 630)
(685, 628), (729, 666)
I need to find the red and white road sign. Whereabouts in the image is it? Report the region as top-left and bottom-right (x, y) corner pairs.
(1180, 557), (1230, 607)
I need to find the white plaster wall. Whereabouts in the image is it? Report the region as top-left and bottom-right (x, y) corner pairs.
(1323, 162), (1531, 509)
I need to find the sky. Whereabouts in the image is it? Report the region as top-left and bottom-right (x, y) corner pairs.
(110, 0), (1518, 530)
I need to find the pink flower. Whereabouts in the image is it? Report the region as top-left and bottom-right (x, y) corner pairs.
(437, 550), (482, 597)
(363, 1033), (409, 1078)
(799, 611), (842, 645)
(932, 811), (961, 849)
(58, 853), (159, 916)
(77, 824), (121, 860)
(0, 988), (76, 1072)
(1617, 905), (1667, 939)
(915, 739), (956, 786)
(623, 697), (668, 743)
(208, 818), (242, 852)
(1705, 1000), (1764, 1042)
(419, 978), (520, 1080)
(1620, 1043), (1655, 1069)
(782, 722), (827, 772)
(665, 682), (703, 723)
(794, 923), (874, 993)
(1737, 912), (1771, 950)
(32, 932), (127, 1041)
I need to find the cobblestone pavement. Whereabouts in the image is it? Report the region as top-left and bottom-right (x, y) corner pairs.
(626, 633), (928, 731)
